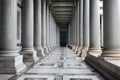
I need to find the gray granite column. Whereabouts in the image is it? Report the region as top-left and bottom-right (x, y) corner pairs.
(46, 1), (50, 53)
(79, 0), (83, 48)
(76, 2), (80, 47)
(42, 0), (47, 53)
(71, 15), (75, 51)
(74, 8), (77, 46)
(68, 25), (71, 46)
(73, 3), (79, 53)
(0, 0), (26, 73)
(68, 25), (71, 45)
(101, 0), (120, 57)
(49, 12), (53, 51)
(58, 27), (60, 47)
(72, 14), (77, 51)
(49, 11), (52, 51)
(82, 0), (90, 56)
(71, 22), (74, 47)
(54, 20), (56, 49)
(89, 0), (101, 53)
(34, 0), (44, 57)
(75, 6), (79, 53)
(50, 13), (55, 51)
(21, 0), (38, 62)
(56, 27), (59, 47)
(71, 24), (73, 46)
(77, 0), (83, 56)
(54, 25), (57, 48)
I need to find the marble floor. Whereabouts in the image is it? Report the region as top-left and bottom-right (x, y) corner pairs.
(10, 47), (106, 80)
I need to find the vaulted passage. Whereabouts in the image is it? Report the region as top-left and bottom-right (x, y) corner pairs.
(0, 0), (120, 80)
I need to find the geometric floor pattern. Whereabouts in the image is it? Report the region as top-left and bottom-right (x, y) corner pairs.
(17, 47), (106, 80)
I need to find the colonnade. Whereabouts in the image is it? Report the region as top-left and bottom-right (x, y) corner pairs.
(0, 0), (120, 75)
(68, 0), (120, 57)
(0, 0), (60, 73)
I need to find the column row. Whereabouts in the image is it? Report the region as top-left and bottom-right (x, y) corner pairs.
(0, 0), (60, 73)
(68, 0), (120, 58)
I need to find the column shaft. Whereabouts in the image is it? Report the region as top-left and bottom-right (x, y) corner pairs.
(0, 0), (25, 73)
(76, 2), (80, 46)
(89, 0), (101, 52)
(83, 0), (90, 49)
(42, 0), (47, 53)
(79, 0), (83, 48)
(21, 0), (38, 62)
(77, 0), (83, 55)
(46, 1), (50, 53)
(34, 0), (44, 57)
(101, 0), (120, 57)
(49, 11), (52, 51)
(81, 0), (90, 57)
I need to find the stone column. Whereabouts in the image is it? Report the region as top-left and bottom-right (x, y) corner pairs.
(46, 1), (50, 53)
(77, 0), (83, 56)
(74, 8), (77, 46)
(89, 0), (101, 54)
(101, 0), (120, 57)
(50, 12), (54, 51)
(42, 0), (47, 53)
(56, 26), (59, 47)
(79, 0), (83, 48)
(71, 22), (74, 47)
(71, 14), (76, 51)
(34, 0), (44, 57)
(21, 0), (38, 62)
(70, 24), (73, 47)
(82, 0), (90, 56)
(76, 1), (80, 48)
(54, 19), (56, 49)
(49, 11), (52, 51)
(54, 24), (57, 48)
(0, 0), (26, 73)
(58, 27), (60, 47)
(74, 7), (78, 53)
(50, 15), (53, 50)
(68, 25), (71, 45)
(75, 1), (80, 54)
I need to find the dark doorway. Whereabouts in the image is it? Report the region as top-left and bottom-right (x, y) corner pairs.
(60, 31), (68, 47)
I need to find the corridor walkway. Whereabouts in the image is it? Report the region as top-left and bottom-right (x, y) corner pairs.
(17, 48), (105, 80)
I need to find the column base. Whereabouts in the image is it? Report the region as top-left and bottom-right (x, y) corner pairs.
(35, 46), (45, 57)
(88, 48), (102, 56)
(81, 46), (89, 57)
(21, 49), (39, 62)
(101, 50), (120, 57)
(43, 47), (49, 54)
(53, 46), (56, 50)
(67, 44), (72, 49)
(71, 45), (76, 51)
(49, 46), (53, 52)
(76, 46), (83, 56)
(47, 46), (51, 53)
(47, 46), (51, 52)
(46, 45), (50, 53)
(74, 45), (79, 53)
(0, 55), (26, 74)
